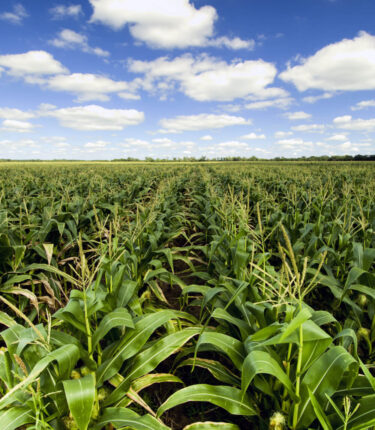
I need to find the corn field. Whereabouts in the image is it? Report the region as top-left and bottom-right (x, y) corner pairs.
(0, 161), (374, 430)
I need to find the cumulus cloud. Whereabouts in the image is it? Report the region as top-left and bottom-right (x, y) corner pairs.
(276, 138), (313, 149)
(2, 119), (36, 133)
(42, 105), (144, 131)
(84, 140), (110, 151)
(206, 36), (255, 50)
(49, 29), (110, 57)
(129, 54), (277, 102)
(280, 32), (375, 91)
(275, 131), (293, 138)
(89, 0), (251, 50)
(217, 141), (250, 150)
(159, 113), (251, 133)
(182, 60), (276, 102)
(284, 111), (312, 120)
(0, 4), (28, 24)
(0, 51), (68, 77)
(326, 134), (348, 141)
(41, 136), (68, 144)
(0, 108), (34, 120)
(303, 92), (333, 103)
(200, 135), (213, 141)
(121, 137), (196, 156)
(333, 115), (375, 131)
(50, 5), (83, 19)
(47, 73), (131, 102)
(118, 92), (141, 100)
(245, 97), (293, 110)
(291, 124), (325, 132)
(351, 100), (375, 111)
(241, 132), (266, 140)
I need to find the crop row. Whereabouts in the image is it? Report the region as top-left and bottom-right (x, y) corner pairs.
(0, 162), (374, 429)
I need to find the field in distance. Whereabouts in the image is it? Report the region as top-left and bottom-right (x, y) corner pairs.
(0, 162), (374, 430)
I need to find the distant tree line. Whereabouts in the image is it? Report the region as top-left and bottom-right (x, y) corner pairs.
(1, 154), (375, 162)
(111, 154), (375, 162)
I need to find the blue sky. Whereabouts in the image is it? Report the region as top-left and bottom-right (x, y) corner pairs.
(1, 0), (375, 159)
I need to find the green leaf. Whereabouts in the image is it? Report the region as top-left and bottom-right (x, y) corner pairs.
(105, 327), (200, 406)
(0, 407), (34, 430)
(350, 284), (375, 301)
(0, 311), (17, 327)
(308, 388), (333, 430)
(157, 385), (257, 417)
(97, 310), (175, 385)
(279, 308), (312, 342)
(341, 267), (367, 301)
(118, 373), (184, 407)
(211, 308), (250, 337)
(242, 350), (297, 400)
(2, 275), (31, 288)
(339, 394), (375, 430)
(197, 332), (245, 370)
(0, 344), (80, 410)
(297, 346), (358, 429)
(63, 374), (95, 430)
(178, 358), (240, 386)
(12, 245), (26, 270)
(311, 310), (337, 327)
(92, 308), (134, 349)
(183, 423), (240, 429)
(94, 407), (170, 429)
(21, 263), (78, 285)
(117, 280), (137, 308)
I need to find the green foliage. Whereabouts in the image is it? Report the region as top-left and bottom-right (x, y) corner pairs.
(0, 162), (374, 429)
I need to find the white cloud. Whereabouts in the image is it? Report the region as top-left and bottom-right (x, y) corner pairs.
(280, 32), (375, 91)
(247, 87), (290, 101)
(0, 4), (28, 24)
(206, 36), (255, 50)
(50, 29), (110, 57)
(276, 138), (313, 149)
(41, 136), (68, 144)
(218, 104), (242, 113)
(182, 60), (277, 102)
(84, 140), (110, 150)
(118, 92), (141, 100)
(47, 73), (130, 101)
(333, 115), (375, 131)
(351, 100), (375, 111)
(241, 132), (266, 140)
(284, 111), (311, 120)
(200, 135), (213, 141)
(339, 141), (354, 151)
(245, 97), (293, 110)
(89, 0), (250, 50)
(0, 140), (12, 146)
(291, 124), (325, 132)
(159, 113), (251, 133)
(275, 131), (293, 138)
(2, 119), (36, 133)
(217, 141), (250, 150)
(43, 105), (144, 131)
(0, 108), (34, 120)
(0, 51), (68, 77)
(326, 134), (348, 141)
(129, 54), (278, 102)
(303, 92), (333, 103)
(123, 138), (151, 147)
(38, 103), (57, 112)
(50, 5), (83, 19)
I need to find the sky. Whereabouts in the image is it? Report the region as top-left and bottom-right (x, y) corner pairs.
(1, 0), (375, 160)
